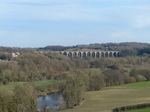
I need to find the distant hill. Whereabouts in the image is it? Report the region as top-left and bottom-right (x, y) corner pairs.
(37, 42), (150, 51)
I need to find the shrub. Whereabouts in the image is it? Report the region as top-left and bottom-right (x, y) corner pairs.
(135, 75), (146, 82)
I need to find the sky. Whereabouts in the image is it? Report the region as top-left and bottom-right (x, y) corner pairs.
(0, 0), (150, 48)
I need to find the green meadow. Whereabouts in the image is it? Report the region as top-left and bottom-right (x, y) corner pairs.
(118, 81), (150, 87)
(125, 108), (150, 112)
(0, 80), (64, 92)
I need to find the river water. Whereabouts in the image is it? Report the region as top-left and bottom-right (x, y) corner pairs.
(37, 92), (66, 111)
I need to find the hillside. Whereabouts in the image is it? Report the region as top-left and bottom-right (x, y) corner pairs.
(37, 42), (150, 51)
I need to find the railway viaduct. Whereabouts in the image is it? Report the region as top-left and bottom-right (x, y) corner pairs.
(59, 51), (120, 58)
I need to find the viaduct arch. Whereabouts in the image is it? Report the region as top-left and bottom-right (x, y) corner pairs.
(59, 51), (120, 58)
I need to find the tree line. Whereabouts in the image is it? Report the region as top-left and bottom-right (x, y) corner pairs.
(37, 42), (150, 51)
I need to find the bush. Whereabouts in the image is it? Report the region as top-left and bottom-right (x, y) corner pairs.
(129, 77), (136, 83)
(135, 75), (146, 82)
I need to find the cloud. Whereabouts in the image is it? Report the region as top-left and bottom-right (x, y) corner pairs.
(1, 0), (150, 47)
(130, 7), (150, 28)
(1, 0), (150, 24)
(0, 1), (105, 22)
(1, 0), (150, 35)
(1, 0), (73, 6)
(117, 5), (150, 28)
(132, 15), (150, 28)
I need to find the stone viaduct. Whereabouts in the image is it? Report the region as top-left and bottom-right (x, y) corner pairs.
(58, 51), (120, 58)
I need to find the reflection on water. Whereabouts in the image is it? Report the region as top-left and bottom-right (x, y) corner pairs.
(37, 93), (66, 111)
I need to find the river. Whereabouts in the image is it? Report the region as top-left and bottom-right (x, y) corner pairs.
(37, 92), (66, 111)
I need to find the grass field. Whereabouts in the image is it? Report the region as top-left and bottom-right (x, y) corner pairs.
(124, 67), (132, 72)
(0, 80), (64, 92)
(125, 108), (150, 112)
(61, 81), (150, 112)
(84, 68), (101, 71)
(0, 82), (25, 92)
(118, 81), (150, 87)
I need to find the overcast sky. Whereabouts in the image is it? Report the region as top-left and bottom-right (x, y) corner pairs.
(0, 0), (150, 47)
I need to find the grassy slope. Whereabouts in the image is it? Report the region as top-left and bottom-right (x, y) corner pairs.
(118, 81), (150, 87)
(126, 108), (150, 112)
(61, 81), (150, 112)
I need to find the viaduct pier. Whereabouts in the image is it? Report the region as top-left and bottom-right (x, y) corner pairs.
(58, 51), (120, 58)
